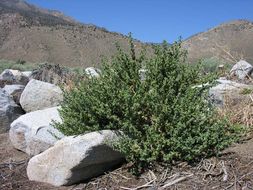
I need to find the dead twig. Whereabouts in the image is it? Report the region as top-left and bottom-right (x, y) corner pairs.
(120, 180), (155, 190)
(159, 168), (169, 184)
(0, 159), (27, 170)
(111, 172), (131, 180)
(221, 161), (228, 182)
(160, 173), (194, 189)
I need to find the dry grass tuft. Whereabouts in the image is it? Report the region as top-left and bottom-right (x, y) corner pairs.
(217, 94), (253, 133)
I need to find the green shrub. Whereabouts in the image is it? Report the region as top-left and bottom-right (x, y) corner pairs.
(16, 59), (26, 65)
(55, 38), (236, 173)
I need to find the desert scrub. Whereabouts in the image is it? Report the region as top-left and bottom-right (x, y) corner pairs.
(55, 38), (237, 174)
(201, 57), (231, 74)
(0, 59), (37, 73)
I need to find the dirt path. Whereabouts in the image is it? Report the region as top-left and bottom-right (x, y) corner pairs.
(1, 132), (253, 190)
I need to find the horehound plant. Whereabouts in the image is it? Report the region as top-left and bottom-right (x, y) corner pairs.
(55, 37), (239, 174)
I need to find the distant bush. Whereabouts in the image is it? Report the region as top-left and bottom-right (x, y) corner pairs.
(201, 57), (231, 74)
(16, 59), (26, 65)
(55, 37), (237, 174)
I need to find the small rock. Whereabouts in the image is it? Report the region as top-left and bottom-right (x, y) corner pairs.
(139, 69), (147, 81)
(27, 130), (124, 186)
(0, 69), (29, 87)
(230, 60), (253, 80)
(9, 107), (64, 155)
(218, 64), (224, 69)
(0, 89), (24, 133)
(22, 71), (33, 78)
(85, 67), (101, 78)
(20, 79), (63, 112)
(3, 84), (25, 104)
(218, 77), (227, 80)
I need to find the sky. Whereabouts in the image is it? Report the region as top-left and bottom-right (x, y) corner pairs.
(26, 0), (253, 43)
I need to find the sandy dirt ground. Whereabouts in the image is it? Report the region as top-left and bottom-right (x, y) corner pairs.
(1, 132), (253, 190)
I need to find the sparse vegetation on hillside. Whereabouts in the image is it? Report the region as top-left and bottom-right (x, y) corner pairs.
(0, 0), (150, 68)
(55, 38), (238, 173)
(0, 59), (37, 73)
(201, 57), (231, 74)
(183, 20), (253, 63)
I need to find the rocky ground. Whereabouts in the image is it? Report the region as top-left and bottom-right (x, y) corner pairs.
(1, 61), (253, 189)
(1, 132), (253, 190)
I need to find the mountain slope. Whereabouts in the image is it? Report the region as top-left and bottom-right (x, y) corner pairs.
(0, 0), (77, 26)
(183, 20), (253, 63)
(1, 1), (253, 66)
(0, 0), (147, 67)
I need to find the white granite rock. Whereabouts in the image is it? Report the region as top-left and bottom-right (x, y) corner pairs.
(9, 107), (64, 155)
(27, 130), (124, 186)
(20, 79), (63, 112)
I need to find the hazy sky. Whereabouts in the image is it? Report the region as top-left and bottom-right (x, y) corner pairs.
(27, 0), (253, 43)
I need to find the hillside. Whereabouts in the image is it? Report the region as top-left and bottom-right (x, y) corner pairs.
(0, 0), (147, 67)
(0, 1), (253, 67)
(183, 20), (253, 63)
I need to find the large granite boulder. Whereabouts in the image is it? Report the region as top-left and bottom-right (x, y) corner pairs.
(0, 69), (29, 87)
(209, 79), (253, 106)
(3, 84), (25, 104)
(0, 89), (24, 133)
(9, 107), (64, 155)
(230, 60), (253, 80)
(27, 130), (124, 186)
(20, 79), (63, 112)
